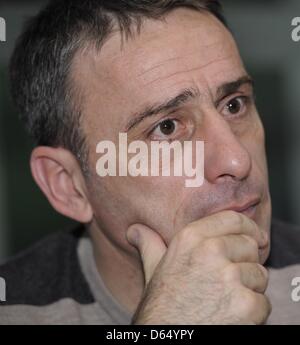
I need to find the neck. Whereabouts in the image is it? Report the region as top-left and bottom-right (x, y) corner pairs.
(88, 221), (145, 315)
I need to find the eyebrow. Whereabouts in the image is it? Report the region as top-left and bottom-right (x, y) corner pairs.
(216, 75), (254, 102)
(126, 75), (253, 131)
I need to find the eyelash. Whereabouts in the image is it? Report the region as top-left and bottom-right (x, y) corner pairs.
(146, 95), (252, 139)
(221, 95), (252, 118)
(147, 117), (179, 138)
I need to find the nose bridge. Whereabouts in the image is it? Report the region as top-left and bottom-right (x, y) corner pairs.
(202, 110), (252, 183)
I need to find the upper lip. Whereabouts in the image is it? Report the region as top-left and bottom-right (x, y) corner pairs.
(221, 197), (261, 213)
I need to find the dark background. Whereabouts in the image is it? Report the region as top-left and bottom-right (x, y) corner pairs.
(0, 0), (300, 262)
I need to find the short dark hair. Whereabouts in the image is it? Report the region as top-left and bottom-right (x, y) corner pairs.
(10, 0), (227, 173)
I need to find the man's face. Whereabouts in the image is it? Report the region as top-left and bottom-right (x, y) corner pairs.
(73, 9), (271, 263)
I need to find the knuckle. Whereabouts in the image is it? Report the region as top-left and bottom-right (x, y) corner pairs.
(243, 236), (259, 261)
(177, 225), (201, 248)
(247, 264), (268, 293)
(256, 264), (269, 283)
(234, 289), (271, 324)
(222, 263), (241, 283)
(202, 237), (227, 257)
(232, 210), (244, 224)
(240, 291), (259, 315)
(225, 210), (245, 228)
(244, 235), (258, 250)
(255, 295), (272, 324)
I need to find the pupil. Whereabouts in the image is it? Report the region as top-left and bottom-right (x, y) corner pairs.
(160, 120), (175, 135)
(228, 99), (241, 114)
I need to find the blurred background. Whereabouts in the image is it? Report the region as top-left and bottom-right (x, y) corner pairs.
(0, 0), (299, 262)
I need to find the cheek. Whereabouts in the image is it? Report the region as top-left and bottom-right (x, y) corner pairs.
(126, 175), (189, 242)
(130, 175), (186, 211)
(242, 115), (268, 174)
(91, 166), (188, 235)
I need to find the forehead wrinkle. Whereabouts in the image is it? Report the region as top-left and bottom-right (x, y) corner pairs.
(142, 54), (234, 88)
(136, 40), (233, 79)
(81, 13), (236, 98)
(137, 54), (192, 78)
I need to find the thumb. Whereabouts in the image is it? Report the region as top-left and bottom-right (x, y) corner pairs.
(127, 224), (167, 285)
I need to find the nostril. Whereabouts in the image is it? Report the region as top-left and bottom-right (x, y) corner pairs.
(215, 174), (238, 184)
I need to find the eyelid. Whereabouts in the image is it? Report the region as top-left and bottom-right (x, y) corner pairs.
(145, 107), (184, 133)
(219, 93), (252, 110)
(216, 86), (254, 107)
(221, 95), (251, 117)
(148, 117), (180, 137)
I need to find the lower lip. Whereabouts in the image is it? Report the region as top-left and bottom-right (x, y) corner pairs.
(239, 203), (259, 220)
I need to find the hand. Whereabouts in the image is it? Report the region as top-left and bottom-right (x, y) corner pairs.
(127, 211), (271, 325)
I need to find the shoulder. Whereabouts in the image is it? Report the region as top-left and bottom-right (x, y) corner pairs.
(266, 219), (300, 268)
(0, 225), (94, 306)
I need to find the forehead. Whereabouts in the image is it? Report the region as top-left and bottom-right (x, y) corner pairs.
(73, 8), (246, 133)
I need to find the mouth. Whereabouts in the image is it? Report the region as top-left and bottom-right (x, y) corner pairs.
(224, 198), (268, 251)
(222, 198), (261, 221)
(208, 197), (268, 254)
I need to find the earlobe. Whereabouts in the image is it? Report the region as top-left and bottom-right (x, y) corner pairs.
(30, 146), (93, 223)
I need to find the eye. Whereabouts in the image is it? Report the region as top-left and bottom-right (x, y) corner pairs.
(149, 119), (180, 140)
(159, 119), (177, 135)
(222, 96), (249, 117)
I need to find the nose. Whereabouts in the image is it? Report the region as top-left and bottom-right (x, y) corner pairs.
(203, 111), (252, 184)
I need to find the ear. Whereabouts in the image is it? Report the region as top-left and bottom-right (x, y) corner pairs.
(30, 146), (93, 223)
